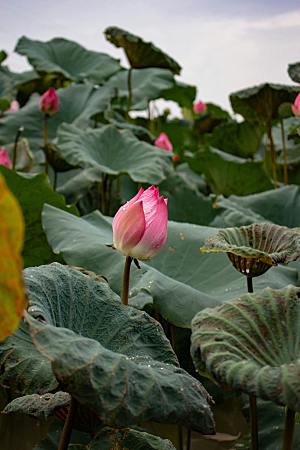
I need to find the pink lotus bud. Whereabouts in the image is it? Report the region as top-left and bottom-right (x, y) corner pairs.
(193, 100), (207, 114)
(112, 185), (168, 260)
(154, 132), (173, 152)
(6, 100), (20, 113)
(39, 87), (59, 115)
(0, 147), (12, 169)
(291, 93), (300, 117)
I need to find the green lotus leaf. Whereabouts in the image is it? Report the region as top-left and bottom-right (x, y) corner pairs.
(15, 36), (121, 83)
(288, 62), (300, 84)
(26, 313), (214, 432)
(191, 285), (300, 410)
(161, 80), (196, 108)
(0, 167), (78, 267)
(42, 206), (298, 328)
(206, 120), (264, 158)
(104, 26), (181, 74)
(201, 223), (300, 277)
(55, 123), (171, 184)
(0, 50), (8, 64)
(0, 66), (16, 101)
(106, 67), (174, 110)
(4, 392), (70, 421)
(211, 185), (300, 228)
(230, 83), (299, 123)
(0, 84), (115, 154)
(188, 146), (272, 196)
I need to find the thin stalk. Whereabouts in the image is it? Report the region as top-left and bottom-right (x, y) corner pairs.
(43, 114), (49, 175)
(187, 428), (191, 450)
(282, 408), (295, 450)
(12, 126), (23, 170)
(121, 256), (132, 305)
(266, 125), (277, 188)
(247, 276), (258, 449)
(107, 176), (113, 216)
(53, 170), (58, 190)
(127, 68), (132, 113)
(178, 425), (183, 450)
(57, 397), (77, 450)
(280, 118), (288, 185)
(100, 174), (108, 214)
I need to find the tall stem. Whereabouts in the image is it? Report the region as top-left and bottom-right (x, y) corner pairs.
(280, 118), (288, 185)
(127, 68), (132, 113)
(121, 256), (132, 305)
(267, 125), (277, 188)
(57, 397), (76, 450)
(247, 276), (258, 449)
(282, 408), (295, 450)
(43, 114), (49, 175)
(12, 126), (23, 170)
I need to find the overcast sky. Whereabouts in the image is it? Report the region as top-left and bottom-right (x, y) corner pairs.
(1, 0), (300, 112)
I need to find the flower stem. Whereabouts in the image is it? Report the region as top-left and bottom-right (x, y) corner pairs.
(282, 408), (295, 450)
(121, 256), (132, 305)
(57, 397), (77, 450)
(127, 68), (132, 113)
(12, 126), (23, 170)
(267, 125), (277, 188)
(280, 118), (288, 185)
(43, 114), (49, 175)
(247, 277), (258, 449)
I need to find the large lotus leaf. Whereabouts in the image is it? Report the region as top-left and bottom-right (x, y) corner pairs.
(0, 66), (16, 101)
(191, 285), (300, 410)
(0, 84), (115, 154)
(159, 170), (220, 225)
(188, 146), (273, 196)
(201, 223), (300, 269)
(211, 185), (300, 228)
(0, 263), (180, 397)
(288, 61), (300, 84)
(104, 26), (181, 74)
(104, 110), (155, 142)
(206, 120), (264, 158)
(0, 173), (26, 341)
(106, 67), (174, 110)
(26, 313), (214, 432)
(42, 206), (298, 328)
(55, 123), (171, 184)
(161, 80), (196, 108)
(230, 83), (299, 123)
(15, 36), (121, 83)
(0, 167), (78, 267)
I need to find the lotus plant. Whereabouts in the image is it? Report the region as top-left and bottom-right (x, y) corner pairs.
(39, 87), (59, 174)
(112, 185), (168, 305)
(154, 132), (173, 152)
(291, 93), (300, 117)
(193, 99), (207, 114)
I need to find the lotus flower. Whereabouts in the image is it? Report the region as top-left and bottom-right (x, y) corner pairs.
(6, 100), (20, 113)
(291, 93), (300, 117)
(154, 132), (173, 152)
(39, 88), (59, 116)
(193, 100), (207, 114)
(112, 186), (168, 260)
(0, 147), (12, 169)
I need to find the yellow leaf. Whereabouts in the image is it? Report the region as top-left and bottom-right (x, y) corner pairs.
(0, 173), (26, 341)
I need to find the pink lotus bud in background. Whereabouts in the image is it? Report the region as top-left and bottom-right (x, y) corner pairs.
(291, 93), (300, 117)
(193, 99), (207, 114)
(0, 147), (12, 169)
(39, 87), (59, 115)
(6, 100), (20, 113)
(112, 185), (168, 260)
(154, 132), (173, 152)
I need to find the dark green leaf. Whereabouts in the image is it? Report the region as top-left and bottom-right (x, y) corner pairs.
(104, 26), (181, 74)
(288, 61), (300, 84)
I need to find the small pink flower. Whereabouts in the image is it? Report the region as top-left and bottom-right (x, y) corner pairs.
(291, 93), (300, 117)
(193, 100), (207, 114)
(6, 100), (20, 113)
(39, 87), (59, 115)
(154, 132), (173, 152)
(112, 186), (168, 260)
(0, 147), (12, 169)
(172, 154), (180, 162)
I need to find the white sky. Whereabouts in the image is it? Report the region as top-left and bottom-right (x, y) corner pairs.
(1, 0), (300, 112)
